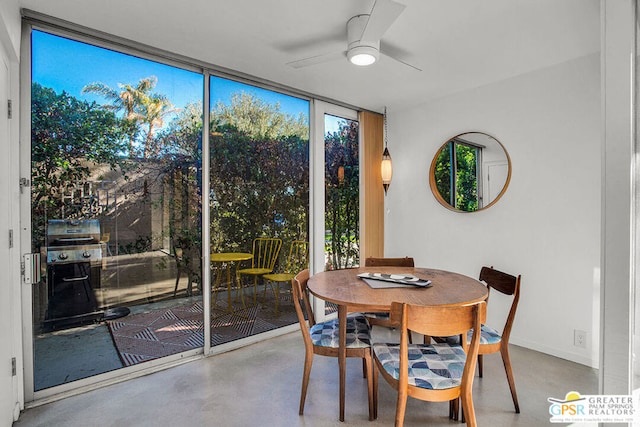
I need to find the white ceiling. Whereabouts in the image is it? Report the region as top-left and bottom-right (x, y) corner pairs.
(19, 0), (600, 113)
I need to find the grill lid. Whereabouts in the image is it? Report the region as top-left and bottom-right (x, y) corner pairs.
(47, 219), (101, 246)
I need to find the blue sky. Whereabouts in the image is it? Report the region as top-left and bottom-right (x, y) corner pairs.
(32, 30), (309, 121)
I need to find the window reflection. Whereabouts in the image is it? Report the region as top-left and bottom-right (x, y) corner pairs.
(430, 132), (510, 212)
(324, 115), (360, 270)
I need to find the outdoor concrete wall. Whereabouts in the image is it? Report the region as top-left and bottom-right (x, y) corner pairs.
(384, 53), (601, 367)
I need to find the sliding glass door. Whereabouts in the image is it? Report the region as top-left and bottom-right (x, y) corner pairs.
(25, 25), (315, 400)
(323, 113), (360, 270)
(311, 102), (360, 319)
(29, 29), (204, 393)
(208, 76), (310, 345)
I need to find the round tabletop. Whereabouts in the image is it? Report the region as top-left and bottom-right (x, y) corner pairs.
(210, 252), (252, 263)
(307, 266), (488, 312)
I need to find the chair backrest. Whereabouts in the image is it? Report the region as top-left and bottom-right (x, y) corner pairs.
(173, 244), (202, 281)
(292, 269), (315, 346)
(364, 256), (415, 267)
(251, 237), (282, 270)
(285, 240), (309, 273)
(390, 300), (487, 389)
(479, 266), (521, 341)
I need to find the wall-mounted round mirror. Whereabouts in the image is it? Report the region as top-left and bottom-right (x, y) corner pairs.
(429, 132), (511, 212)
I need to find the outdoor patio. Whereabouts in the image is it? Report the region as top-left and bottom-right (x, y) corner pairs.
(33, 251), (299, 390)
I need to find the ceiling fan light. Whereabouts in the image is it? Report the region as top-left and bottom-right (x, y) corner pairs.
(348, 45), (379, 66)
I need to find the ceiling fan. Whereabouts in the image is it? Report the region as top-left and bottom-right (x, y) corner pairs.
(286, 0), (421, 71)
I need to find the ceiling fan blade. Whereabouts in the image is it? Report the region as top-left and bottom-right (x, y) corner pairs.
(286, 51), (346, 69)
(380, 50), (422, 72)
(380, 41), (422, 71)
(360, 0), (406, 42)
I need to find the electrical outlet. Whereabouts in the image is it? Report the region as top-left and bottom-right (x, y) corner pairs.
(574, 329), (587, 348)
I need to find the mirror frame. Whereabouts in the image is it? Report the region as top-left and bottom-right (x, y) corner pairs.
(428, 132), (512, 213)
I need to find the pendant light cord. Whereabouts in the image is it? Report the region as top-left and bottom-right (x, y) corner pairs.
(384, 106), (388, 149)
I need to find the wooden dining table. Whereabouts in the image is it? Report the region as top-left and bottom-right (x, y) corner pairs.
(307, 266), (489, 422)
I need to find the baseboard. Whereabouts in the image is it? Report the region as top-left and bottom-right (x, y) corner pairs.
(510, 337), (597, 369)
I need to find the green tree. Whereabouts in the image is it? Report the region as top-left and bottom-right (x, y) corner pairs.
(209, 93), (309, 253)
(140, 93), (176, 158)
(455, 144), (478, 211)
(433, 141), (478, 211)
(212, 92), (308, 140)
(31, 83), (129, 248)
(153, 101), (202, 159)
(83, 76), (175, 158)
(143, 102), (203, 278)
(324, 120), (359, 269)
(434, 143), (452, 205)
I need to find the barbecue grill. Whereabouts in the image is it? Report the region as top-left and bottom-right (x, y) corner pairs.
(46, 219), (102, 265)
(45, 219), (103, 328)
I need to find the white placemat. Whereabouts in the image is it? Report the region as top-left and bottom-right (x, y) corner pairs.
(357, 272), (432, 288)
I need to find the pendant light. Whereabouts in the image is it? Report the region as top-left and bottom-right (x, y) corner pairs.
(381, 107), (393, 194)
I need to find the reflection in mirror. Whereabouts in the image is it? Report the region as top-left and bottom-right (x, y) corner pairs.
(429, 132), (511, 212)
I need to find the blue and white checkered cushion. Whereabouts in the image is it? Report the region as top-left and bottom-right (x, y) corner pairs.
(373, 342), (466, 390)
(471, 324), (502, 345)
(309, 314), (371, 348)
(439, 324), (502, 346)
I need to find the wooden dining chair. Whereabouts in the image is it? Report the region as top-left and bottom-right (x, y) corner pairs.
(292, 269), (375, 420)
(435, 266), (521, 415)
(364, 256), (415, 268)
(474, 266), (521, 413)
(262, 240), (308, 314)
(363, 257), (415, 335)
(372, 300), (486, 427)
(236, 237), (282, 305)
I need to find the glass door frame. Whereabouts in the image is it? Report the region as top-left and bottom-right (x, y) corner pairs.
(310, 100), (360, 322)
(19, 14), (348, 403)
(20, 21), (210, 403)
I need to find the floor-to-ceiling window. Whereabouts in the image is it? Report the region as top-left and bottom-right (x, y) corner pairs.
(633, 0), (640, 393)
(324, 114), (360, 270)
(208, 76), (310, 344)
(307, 103), (361, 320)
(26, 23), (318, 400)
(30, 29), (204, 392)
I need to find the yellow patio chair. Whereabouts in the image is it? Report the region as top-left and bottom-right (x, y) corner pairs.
(263, 240), (309, 314)
(236, 237), (282, 305)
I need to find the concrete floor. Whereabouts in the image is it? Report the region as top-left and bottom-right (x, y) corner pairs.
(33, 296), (203, 390)
(33, 323), (123, 390)
(33, 250), (243, 391)
(16, 326), (598, 427)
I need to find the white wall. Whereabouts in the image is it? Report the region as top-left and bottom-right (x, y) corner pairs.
(385, 53), (601, 367)
(0, 0), (20, 59)
(0, 0), (22, 422)
(600, 0), (634, 395)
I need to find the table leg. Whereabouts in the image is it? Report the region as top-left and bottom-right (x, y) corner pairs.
(338, 304), (346, 422)
(211, 263), (222, 306)
(226, 263), (232, 310)
(234, 262), (247, 309)
(211, 262), (245, 317)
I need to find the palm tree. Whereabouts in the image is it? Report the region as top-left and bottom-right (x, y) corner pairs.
(83, 76), (174, 158)
(140, 93), (176, 158)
